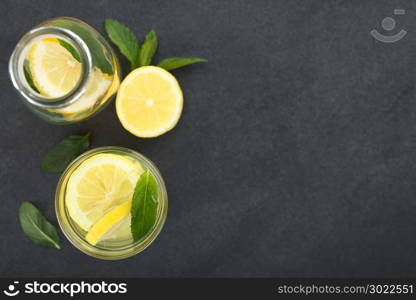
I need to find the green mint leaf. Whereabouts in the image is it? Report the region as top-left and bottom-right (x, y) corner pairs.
(139, 30), (158, 66)
(23, 65), (40, 93)
(41, 132), (91, 173)
(131, 171), (158, 242)
(19, 202), (60, 249)
(53, 19), (113, 74)
(157, 57), (206, 71)
(105, 18), (140, 70)
(58, 39), (80, 62)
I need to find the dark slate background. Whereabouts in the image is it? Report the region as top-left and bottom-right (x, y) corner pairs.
(1, 0), (416, 277)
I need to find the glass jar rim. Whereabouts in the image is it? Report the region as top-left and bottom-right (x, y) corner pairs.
(8, 25), (93, 109)
(55, 146), (168, 260)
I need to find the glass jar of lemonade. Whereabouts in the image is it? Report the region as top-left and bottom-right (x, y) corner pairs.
(55, 147), (168, 260)
(9, 17), (120, 124)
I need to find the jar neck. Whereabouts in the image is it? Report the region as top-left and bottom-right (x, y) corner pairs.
(9, 26), (93, 109)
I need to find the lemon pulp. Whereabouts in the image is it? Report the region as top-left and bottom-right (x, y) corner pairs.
(116, 66), (183, 138)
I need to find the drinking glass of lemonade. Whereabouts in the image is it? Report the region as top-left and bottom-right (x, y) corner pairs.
(9, 17), (120, 124)
(55, 147), (168, 260)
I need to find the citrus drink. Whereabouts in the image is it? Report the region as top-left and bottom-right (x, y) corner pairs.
(9, 17), (120, 123)
(55, 147), (168, 260)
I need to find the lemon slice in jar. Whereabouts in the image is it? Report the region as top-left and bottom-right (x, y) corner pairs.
(28, 37), (82, 98)
(85, 200), (132, 245)
(65, 153), (143, 231)
(56, 68), (112, 115)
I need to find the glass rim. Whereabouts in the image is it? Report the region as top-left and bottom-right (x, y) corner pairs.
(8, 23), (94, 109)
(55, 146), (168, 260)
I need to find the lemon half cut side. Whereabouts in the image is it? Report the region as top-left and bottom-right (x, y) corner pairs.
(116, 66), (183, 138)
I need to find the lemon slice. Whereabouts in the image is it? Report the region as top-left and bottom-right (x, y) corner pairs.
(56, 67), (112, 115)
(98, 213), (132, 243)
(29, 38), (82, 98)
(66, 153), (143, 231)
(86, 200), (132, 245)
(116, 66), (183, 138)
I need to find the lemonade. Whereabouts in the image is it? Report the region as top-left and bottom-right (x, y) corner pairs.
(9, 17), (120, 124)
(55, 147), (167, 260)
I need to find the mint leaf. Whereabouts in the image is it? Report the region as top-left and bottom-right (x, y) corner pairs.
(19, 202), (60, 249)
(23, 65), (40, 93)
(139, 30), (158, 66)
(158, 57), (206, 71)
(41, 132), (91, 173)
(105, 18), (140, 70)
(58, 39), (80, 62)
(131, 171), (158, 242)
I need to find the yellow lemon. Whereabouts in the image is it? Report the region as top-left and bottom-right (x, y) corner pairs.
(29, 38), (82, 98)
(85, 200), (132, 245)
(116, 66), (183, 138)
(65, 153), (143, 231)
(56, 67), (112, 115)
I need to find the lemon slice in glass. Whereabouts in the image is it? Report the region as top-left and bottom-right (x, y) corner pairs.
(85, 200), (132, 245)
(116, 66), (183, 138)
(29, 37), (82, 98)
(66, 153), (143, 231)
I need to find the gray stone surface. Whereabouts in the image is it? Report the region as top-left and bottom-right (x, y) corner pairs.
(1, 0), (416, 277)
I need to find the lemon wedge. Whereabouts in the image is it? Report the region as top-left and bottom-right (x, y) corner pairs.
(66, 153), (143, 231)
(85, 200), (132, 245)
(116, 66), (183, 138)
(29, 37), (82, 98)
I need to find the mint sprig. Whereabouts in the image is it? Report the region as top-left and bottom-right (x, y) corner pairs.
(104, 18), (205, 72)
(105, 18), (140, 70)
(41, 132), (91, 173)
(58, 39), (80, 62)
(19, 202), (60, 249)
(158, 57), (206, 71)
(131, 171), (158, 242)
(139, 30), (158, 66)
(23, 65), (40, 93)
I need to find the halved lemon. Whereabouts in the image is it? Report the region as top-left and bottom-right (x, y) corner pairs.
(66, 153), (143, 231)
(116, 66), (183, 138)
(29, 37), (82, 98)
